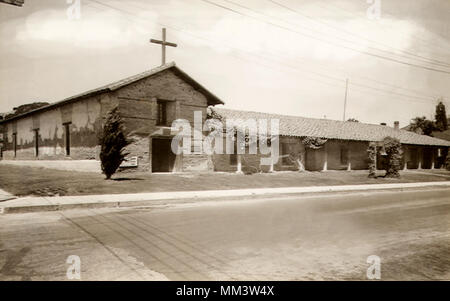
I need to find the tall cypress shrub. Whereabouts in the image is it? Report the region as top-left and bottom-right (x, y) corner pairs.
(435, 101), (448, 132)
(99, 107), (131, 179)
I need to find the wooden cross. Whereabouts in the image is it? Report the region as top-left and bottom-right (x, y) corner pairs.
(150, 28), (177, 66)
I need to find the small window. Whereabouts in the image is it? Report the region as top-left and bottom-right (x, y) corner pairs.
(12, 133), (17, 158)
(157, 100), (167, 126)
(340, 146), (349, 164)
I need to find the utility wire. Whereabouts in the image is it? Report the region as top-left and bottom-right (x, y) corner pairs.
(86, 0), (446, 105)
(199, 0), (450, 74)
(266, 0), (450, 68)
(314, 0), (450, 55)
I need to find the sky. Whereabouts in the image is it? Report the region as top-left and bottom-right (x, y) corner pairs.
(0, 0), (449, 127)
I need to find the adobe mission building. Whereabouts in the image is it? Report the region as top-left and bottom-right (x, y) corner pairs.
(0, 62), (449, 173)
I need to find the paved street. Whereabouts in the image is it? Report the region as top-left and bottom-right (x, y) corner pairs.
(0, 188), (449, 280)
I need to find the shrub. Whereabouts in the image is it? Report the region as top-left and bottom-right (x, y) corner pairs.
(383, 137), (402, 178)
(99, 107), (131, 179)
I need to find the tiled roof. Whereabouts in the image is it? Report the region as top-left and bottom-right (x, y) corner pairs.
(0, 62), (224, 124)
(211, 107), (450, 147)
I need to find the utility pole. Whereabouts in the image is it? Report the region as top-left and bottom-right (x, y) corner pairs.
(343, 78), (349, 121)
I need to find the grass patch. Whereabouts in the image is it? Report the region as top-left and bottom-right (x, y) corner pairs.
(0, 164), (449, 197)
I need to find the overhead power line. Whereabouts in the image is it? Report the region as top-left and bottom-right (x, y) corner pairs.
(266, 0), (450, 68)
(314, 0), (450, 55)
(85, 0), (447, 106)
(199, 0), (450, 75)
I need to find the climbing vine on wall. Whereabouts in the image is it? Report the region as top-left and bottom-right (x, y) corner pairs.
(302, 137), (327, 149)
(445, 152), (450, 171)
(206, 108), (224, 122)
(383, 137), (402, 178)
(367, 142), (377, 178)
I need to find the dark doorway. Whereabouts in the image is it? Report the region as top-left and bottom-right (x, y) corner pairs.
(422, 147), (433, 169)
(152, 138), (176, 172)
(376, 147), (388, 170)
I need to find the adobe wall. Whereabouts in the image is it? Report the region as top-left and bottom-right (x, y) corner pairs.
(212, 136), (306, 173)
(116, 69), (211, 172)
(0, 93), (114, 161)
(213, 137), (370, 172)
(402, 144), (446, 169)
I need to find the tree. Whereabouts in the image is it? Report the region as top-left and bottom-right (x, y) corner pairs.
(435, 101), (448, 131)
(383, 137), (402, 178)
(5, 102), (49, 120)
(99, 107), (131, 179)
(408, 116), (436, 136)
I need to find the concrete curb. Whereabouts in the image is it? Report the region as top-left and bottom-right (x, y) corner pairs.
(1, 181), (450, 214)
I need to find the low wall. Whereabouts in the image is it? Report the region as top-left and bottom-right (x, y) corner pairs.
(0, 160), (101, 173)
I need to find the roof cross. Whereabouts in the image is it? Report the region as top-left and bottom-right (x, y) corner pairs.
(150, 28), (177, 66)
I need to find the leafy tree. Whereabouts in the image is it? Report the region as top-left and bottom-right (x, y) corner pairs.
(383, 137), (402, 178)
(408, 116), (436, 136)
(5, 102), (49, 120)
(435, 101), (448, 131)
(99, 107), (131, 179)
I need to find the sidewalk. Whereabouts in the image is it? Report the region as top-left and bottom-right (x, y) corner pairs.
(1, 181), (450, 214)
(0, 188), (15, 202)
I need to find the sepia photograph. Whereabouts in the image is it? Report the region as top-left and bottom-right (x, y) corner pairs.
(0, 0), (449, 291)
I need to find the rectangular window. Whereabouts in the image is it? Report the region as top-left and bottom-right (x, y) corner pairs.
(12, 133), (17, 158)
(64, 123), (71, 156)
(157, 100), (167, 126)
(340, 146), (349, 164)
(34, 129), (39, 157)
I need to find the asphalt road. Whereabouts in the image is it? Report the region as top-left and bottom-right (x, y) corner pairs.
(0, 188), (449, 280)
